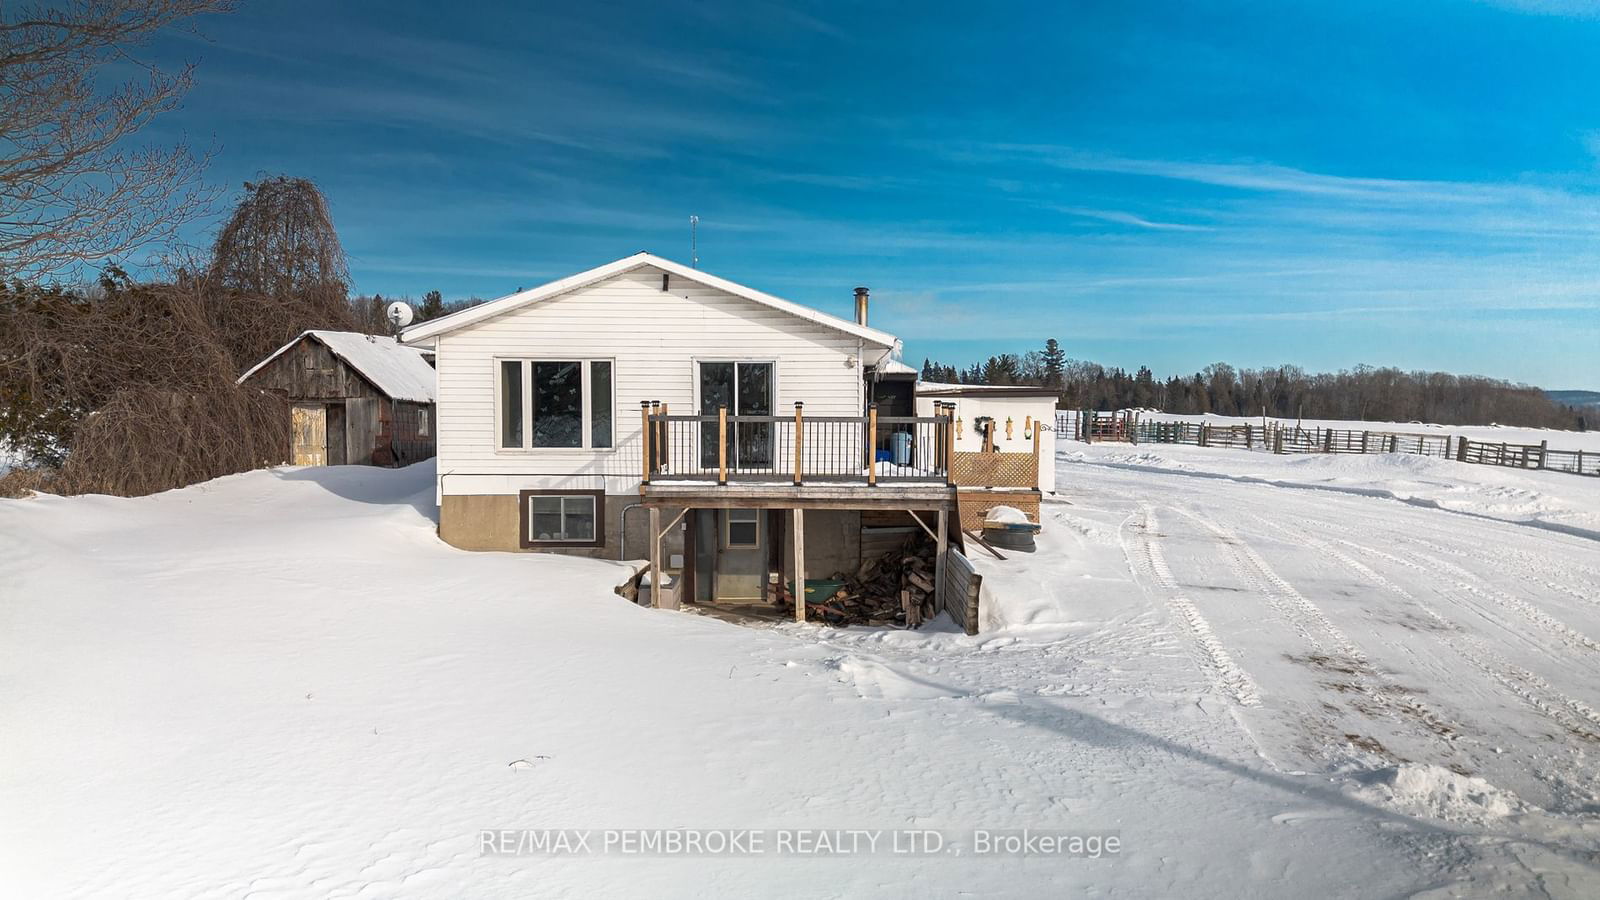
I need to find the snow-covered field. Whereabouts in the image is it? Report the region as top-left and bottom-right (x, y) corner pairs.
(4, 449), (1600, 897)
(1137, 411), (1600, 452)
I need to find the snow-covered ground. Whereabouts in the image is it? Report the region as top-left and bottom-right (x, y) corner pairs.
(3, 451), (1600, 897)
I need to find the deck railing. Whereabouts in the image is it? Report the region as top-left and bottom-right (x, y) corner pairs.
(640, 402), (954, 485)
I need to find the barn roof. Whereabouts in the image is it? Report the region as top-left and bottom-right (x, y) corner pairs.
(238, 330), (437, 403)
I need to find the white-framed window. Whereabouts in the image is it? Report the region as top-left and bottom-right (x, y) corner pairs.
(724, 509), (760, 549)
(417, 408), (430, 438)
(521, 490), (603, 547)
(498, 359), (613, 450)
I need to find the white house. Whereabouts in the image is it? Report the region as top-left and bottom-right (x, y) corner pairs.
(401, 252), (1048, 633)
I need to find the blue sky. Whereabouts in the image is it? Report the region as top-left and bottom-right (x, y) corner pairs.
(146, 0), (1600, 387)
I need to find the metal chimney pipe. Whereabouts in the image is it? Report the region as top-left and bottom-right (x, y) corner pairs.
(854, 286), (869, 327)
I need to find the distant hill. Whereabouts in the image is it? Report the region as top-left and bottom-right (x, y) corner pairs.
(1547, 390), (1600, 409)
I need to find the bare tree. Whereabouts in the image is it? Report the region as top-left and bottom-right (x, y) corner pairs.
(0, 0), (234, 281)
(207, 175), (358, 369)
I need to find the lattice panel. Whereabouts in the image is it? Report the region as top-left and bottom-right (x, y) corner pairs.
(951, 451), (1038, 488)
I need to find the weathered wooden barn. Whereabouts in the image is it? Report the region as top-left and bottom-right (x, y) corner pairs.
(238, 330), (437, 467)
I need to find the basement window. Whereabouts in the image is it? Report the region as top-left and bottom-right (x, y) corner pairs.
(520, 490), (604, 548)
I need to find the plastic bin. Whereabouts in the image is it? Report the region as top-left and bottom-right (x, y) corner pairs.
(890, 431), (914, 466)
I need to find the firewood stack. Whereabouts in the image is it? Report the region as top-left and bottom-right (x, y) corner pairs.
(779, 537), (938, 627)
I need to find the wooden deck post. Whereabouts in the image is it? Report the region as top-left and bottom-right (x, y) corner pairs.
(793, 401), (804, 486)
(640, 401), (652, 484)
(718, 405), (728, 485)
(649, 401), (661, 471)
(1032, 424), (1042, 488)
(945, 406), (956, 484)
(649, 506), (662, 608)
(867, 403), (878, 486)
(658, 402), (668, 472)
(935, 506), (948, 620)
(791, 507), (805, 623)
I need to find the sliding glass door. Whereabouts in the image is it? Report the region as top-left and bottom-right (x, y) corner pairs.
(699, 361), (773, 469)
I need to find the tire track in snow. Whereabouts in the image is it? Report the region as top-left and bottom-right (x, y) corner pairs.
(1273, 502), (1600, 621)
(1294, 511), (1600, 661)
(1313, 534), (1600, 743)
(1122, 504), (1261, 708)
(1173, 506), (1460, 743)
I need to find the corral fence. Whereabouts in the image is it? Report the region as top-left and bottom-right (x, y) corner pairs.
(1055, 410), (1598, 478)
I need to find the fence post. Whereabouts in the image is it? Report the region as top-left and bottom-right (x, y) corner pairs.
(1456, 436), (1467, 462)
(1361, 431), (1370, 453)
(1274, 427), (1284, 454)
(1245, 423), (1253, 449)
(640, 401), (652, 484)
(1323, 428), (1333, 453)
(718, 405), (728, 485)
(1538, 440), (1548, 470)
(793, 402), (804, 486)
(1199, 423), (1209, 447)
(867, 403), (878, 486)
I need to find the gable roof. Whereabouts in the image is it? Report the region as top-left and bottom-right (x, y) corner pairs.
(399, 251), (899, 348)
(238, 330), (437, 403)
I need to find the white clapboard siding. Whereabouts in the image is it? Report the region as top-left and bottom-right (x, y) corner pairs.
(436, 266), (868, 496)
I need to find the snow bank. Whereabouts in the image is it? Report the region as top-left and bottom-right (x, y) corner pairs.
(1353, 765), (1528, 825)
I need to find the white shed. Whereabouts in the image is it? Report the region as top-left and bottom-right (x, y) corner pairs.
(915, 383), (1059, 494)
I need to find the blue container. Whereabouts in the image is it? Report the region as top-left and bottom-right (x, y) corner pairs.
(890, 431), (914, 466)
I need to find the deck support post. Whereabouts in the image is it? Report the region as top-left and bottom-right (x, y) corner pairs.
(649, 506), (662, 608)
(935, 507), (948, 620)
(791, 507), (806, 623)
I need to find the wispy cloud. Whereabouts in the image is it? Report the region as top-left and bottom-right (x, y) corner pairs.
(1048, 205), (1212, 231)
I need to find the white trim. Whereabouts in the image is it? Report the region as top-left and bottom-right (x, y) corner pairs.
(400, 252), (898, 350)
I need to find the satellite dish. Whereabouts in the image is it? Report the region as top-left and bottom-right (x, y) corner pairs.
(386, 301), (413, 330)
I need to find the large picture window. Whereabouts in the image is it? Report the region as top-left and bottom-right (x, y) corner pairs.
(498, 359), (613, 450)
(520, 490), (604, 548)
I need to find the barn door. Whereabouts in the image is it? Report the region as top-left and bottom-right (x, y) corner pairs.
(346, 397), (375, 465)
(325, 402), (347, 465)
(291, 403), (327, 466)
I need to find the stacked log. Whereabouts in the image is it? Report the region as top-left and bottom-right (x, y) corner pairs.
(779, 536), (937, 627)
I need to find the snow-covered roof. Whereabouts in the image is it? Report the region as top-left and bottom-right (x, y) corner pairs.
(238, 330), (437, 403)
(874, 358), (919, 376)
(916, 382), (1059, 398)
(399, 251), (899, 349)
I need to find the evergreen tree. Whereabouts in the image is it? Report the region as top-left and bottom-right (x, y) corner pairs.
(1042, 338), (1065, 389)
(419, 289), (444, 321)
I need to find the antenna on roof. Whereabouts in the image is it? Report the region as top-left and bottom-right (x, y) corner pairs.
(689, 215), (699, 268)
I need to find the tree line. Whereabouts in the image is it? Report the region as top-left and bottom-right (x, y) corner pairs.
(920, 342), (1587, 430)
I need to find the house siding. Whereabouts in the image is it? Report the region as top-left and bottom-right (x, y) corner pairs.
(434, 266), (868, 501)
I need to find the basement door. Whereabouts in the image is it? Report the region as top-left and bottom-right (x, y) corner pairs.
(291, 403), (326, 466)
(713, 509), (766, 600)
